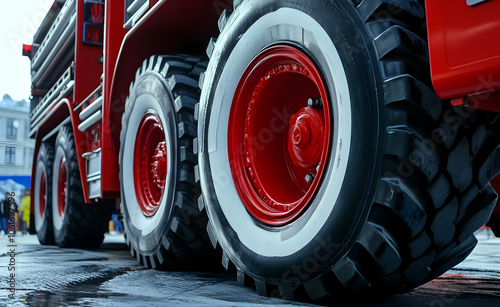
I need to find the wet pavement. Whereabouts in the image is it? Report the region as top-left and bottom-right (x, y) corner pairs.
(1, 229), (499, 306)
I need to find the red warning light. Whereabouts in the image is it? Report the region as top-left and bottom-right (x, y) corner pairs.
(85, 25), (104, 44)
(91, 4), (104, 24)
(22, 44), (33, 58)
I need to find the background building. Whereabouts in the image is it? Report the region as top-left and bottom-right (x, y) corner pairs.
(0, 94), (34, 202)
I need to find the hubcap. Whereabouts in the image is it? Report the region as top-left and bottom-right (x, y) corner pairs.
(57, 157), (67, 219)
(133, 112), (166, 217)
(288, 107), (325, 169)
(228, 45), (331, 226)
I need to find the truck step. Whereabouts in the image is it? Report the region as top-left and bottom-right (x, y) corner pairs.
(82, 148), (102, 200)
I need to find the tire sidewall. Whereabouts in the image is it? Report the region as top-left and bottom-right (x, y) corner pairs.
(34, 144), (51, 236)
(120, 72), (178, 255)
(52, 140), (65, 233)
(199, 0), (384, 280)
(52, 129), (77, 243)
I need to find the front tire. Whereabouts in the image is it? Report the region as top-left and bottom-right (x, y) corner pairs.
(198, 0), (500, 300)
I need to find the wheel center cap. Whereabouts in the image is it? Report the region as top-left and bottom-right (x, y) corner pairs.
(288, 107), (324, 169)
(291, 121), (311, 149)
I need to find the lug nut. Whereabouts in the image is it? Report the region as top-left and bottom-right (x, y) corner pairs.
(307, 97), (322, 108)
(305, 173), (316, 183)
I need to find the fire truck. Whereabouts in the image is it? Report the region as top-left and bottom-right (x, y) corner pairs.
(24, 0), (500, 301)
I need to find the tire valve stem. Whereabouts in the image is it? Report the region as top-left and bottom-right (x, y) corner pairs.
(305, 173), (316, 184)
(307, 97), (322, 108)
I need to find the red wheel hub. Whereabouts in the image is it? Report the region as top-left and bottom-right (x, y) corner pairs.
(151, 141), (167, 189)
(228, 45), (331, 226)
(57, 157), (67, 219)
(133, 113), (166, 217)
(39, 170), (46, 219)
(288, 107), (325, 169)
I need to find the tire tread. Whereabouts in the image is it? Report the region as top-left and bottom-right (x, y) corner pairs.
(201, 0), (500, 301)
(328, 0), (500, 297)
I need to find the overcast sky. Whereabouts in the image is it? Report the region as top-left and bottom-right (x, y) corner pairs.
(0, 0), (53, 101)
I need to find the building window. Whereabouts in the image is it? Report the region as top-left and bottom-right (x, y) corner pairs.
(5, 147), (16, 164)
(28, 148), (34, 169)
(25, 121), (30, 138)
(7, 120), (17, 139)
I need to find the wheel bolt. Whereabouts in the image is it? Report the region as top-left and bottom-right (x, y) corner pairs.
(307, 97), (322, 108)
(305, 173), (316, 183)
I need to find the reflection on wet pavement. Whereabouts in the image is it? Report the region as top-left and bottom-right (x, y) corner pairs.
(1, 229), (499, 306)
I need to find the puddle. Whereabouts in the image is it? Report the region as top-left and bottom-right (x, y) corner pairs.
(23, 268), (134, 307)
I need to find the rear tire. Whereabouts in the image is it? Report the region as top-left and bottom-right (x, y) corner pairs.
(52, 125), (111, 248)
(119, 55), (215, 269)
(34, 143), (55, 245)
(198, 0), (500, 300)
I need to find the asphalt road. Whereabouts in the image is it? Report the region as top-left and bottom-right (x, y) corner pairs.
(1, 228), (499, 306)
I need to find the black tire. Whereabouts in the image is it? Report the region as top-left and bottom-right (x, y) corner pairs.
(197, 0), (500, 300)
(52, 125), (111, 248)
(119, 55), (215, 269)
(34, 142), (55, 245)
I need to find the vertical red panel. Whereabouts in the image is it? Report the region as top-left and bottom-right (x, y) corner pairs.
(100, 0), (128, 198)
(74, 0), (104, 104)
(73, 0), (105, 201)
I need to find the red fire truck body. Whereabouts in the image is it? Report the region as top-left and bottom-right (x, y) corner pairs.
(24, 0), (500, 301)
(27, 0), (230, 203)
